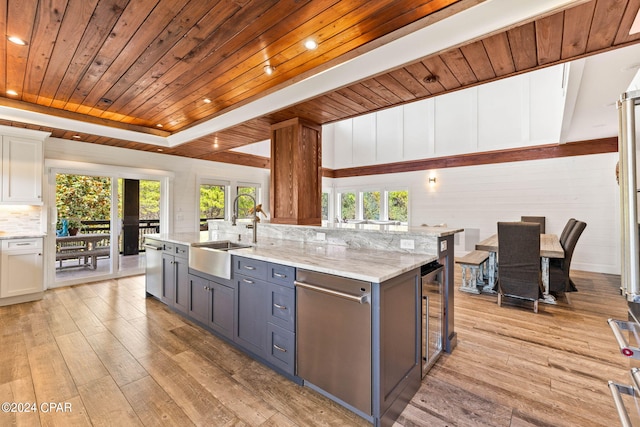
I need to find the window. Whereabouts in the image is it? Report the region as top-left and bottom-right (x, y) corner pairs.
(236, 184), (260, 219)
(321, 192), (329, 221)
(200, 183), (226, 221)
(336, 188), (409, 224)
(388, 190), (408, 223)
(363, 191), (380, 220)
(339, 192), (356, 221)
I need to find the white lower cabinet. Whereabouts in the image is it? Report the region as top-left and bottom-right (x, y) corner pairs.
(0, 238), (44, 299)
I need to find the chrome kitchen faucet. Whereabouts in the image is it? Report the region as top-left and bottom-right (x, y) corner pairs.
(231, 194), (258, 244)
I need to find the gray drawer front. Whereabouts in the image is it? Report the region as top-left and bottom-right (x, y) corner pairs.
(266, 323), (295, 374)
(234, 256), (268, 280)
(163, 242), (188, 258)
(268, 283), (295, 331)
(268, 263), (295, 287)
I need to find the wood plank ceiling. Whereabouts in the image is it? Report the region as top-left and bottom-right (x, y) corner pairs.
(2, 0), (640, 168)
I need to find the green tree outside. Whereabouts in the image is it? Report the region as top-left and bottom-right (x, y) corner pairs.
(200, 184), (225, 219)
(341, 192), (356, 220)
(56, 174), (111, 228)
(388, 190), (408, 222)
(363, 191), (380, 220)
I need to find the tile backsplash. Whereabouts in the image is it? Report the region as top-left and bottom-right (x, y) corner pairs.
(0, 206), (44, 234)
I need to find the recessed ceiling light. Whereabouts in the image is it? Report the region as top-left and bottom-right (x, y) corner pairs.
(157, 148), (163, 152)
(304, 39), (318, 50)
(6, 90), (18, 96)
(7, 36), (26, 46)
(213, 143), (219, 148)
(203, 98), (212, 104)
(264, 65), (274, 75)
(72, 135), (81, 139)
(156, 124), (163, 128)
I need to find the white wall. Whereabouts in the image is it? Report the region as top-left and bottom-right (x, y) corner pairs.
(324, 65), (565, 167)
(45, 138), (271, 233)
(328, 153), (619, 274)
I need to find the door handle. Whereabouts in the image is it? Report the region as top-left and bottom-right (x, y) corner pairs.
(295, 281), (369, 304)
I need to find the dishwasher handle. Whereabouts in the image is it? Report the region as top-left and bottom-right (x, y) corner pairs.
(143, 244), (163, 251)
(295, 281), (369, 304)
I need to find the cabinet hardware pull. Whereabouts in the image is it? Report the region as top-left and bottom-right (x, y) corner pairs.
(243, 265), (256, 270)
(204, 286), (210, 291)
(243, 278), (254, 284)
(273, 303), (287, 310)
(273, 272), (286, 278)
(16, 243), (31, 246)
(273, 344), (287, 353)
(295, 281), (370, 304)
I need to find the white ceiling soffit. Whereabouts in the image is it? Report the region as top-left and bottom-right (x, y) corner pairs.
(560, 43), (640, 143)
(0, 0), (580, 147)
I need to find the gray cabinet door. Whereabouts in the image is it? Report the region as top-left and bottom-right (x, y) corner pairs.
(209, 281), (234, 339)
(174, 256), (189, 313)
(161, 253), (175, 305)
(188, 274), (210, 324)
(235, 275), (267, 357)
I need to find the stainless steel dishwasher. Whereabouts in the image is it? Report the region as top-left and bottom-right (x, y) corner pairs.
(143, 238), (163, 298)
(295, 269), (372, 416)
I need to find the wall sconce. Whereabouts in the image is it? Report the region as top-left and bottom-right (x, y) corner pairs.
(428, 177), (437, 184)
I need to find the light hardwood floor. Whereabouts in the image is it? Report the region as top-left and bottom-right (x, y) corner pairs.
(0, 268), (632, 426)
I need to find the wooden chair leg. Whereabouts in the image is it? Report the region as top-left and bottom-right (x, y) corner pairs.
(533, 299), (539, 313)
(497, 293), (502, 307)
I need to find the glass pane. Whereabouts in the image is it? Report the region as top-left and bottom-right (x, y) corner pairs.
(321, 193), (329, 221)
(139, 179), (161, 238)
(200, 184), (226, 227)
(236, 185), (257, 219)
(55, 173), (112, 282)
(340, 192), (356, 220)
(388, 190), (408, 223)
(363, 191), (380, 220)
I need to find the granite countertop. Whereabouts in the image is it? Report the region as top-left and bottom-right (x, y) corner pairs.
(0, 232), (46, 239)
(146, 232), (437, 283)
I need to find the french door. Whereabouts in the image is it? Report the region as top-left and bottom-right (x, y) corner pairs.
(46, 161), (169, 288)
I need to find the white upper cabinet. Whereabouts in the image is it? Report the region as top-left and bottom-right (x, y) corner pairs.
(0, 127), (47, 205)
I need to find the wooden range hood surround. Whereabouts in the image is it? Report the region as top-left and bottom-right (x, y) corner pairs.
(270, 118), (322, 226)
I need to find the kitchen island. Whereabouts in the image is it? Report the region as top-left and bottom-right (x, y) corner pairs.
(145, 223), (461, 427)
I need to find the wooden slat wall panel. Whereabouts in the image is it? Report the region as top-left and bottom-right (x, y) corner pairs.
(373, 75), (417, 102)
(507, 23), (538, 71)
(421, 56), (461, 90)
(440, 49), (478, 85)
(387, 69), (433, 99)
(5, 0), (38, 95)
(21, 1), (67, 104)
(70, 0), (164, 114)
(36, 0), (99, 106)
(614, 0), (640, 44)
(481, 33), (515, 76)
(535, 12), (565, 65)
(403, 62), (444, 94)
(586, 0), (629, 52)
(460, 41), (496, 81)
(561, 1), (596, 58)
(131, 0), (299, 126)
(50, 0), (130, 109)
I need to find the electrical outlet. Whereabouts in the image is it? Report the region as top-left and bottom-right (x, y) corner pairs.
(400, 239), (415, 249)
(316, 232), (326, 241)
(440, 240), (447, 252)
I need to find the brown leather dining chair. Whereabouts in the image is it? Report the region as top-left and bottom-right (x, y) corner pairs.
(559, 218), (577, 247)
(521, 216), (545, 234)
(550, 220), (587, 294)
(497, 222), (544, 313)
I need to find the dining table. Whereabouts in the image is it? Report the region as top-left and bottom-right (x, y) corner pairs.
(475, 233), (564, 304)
